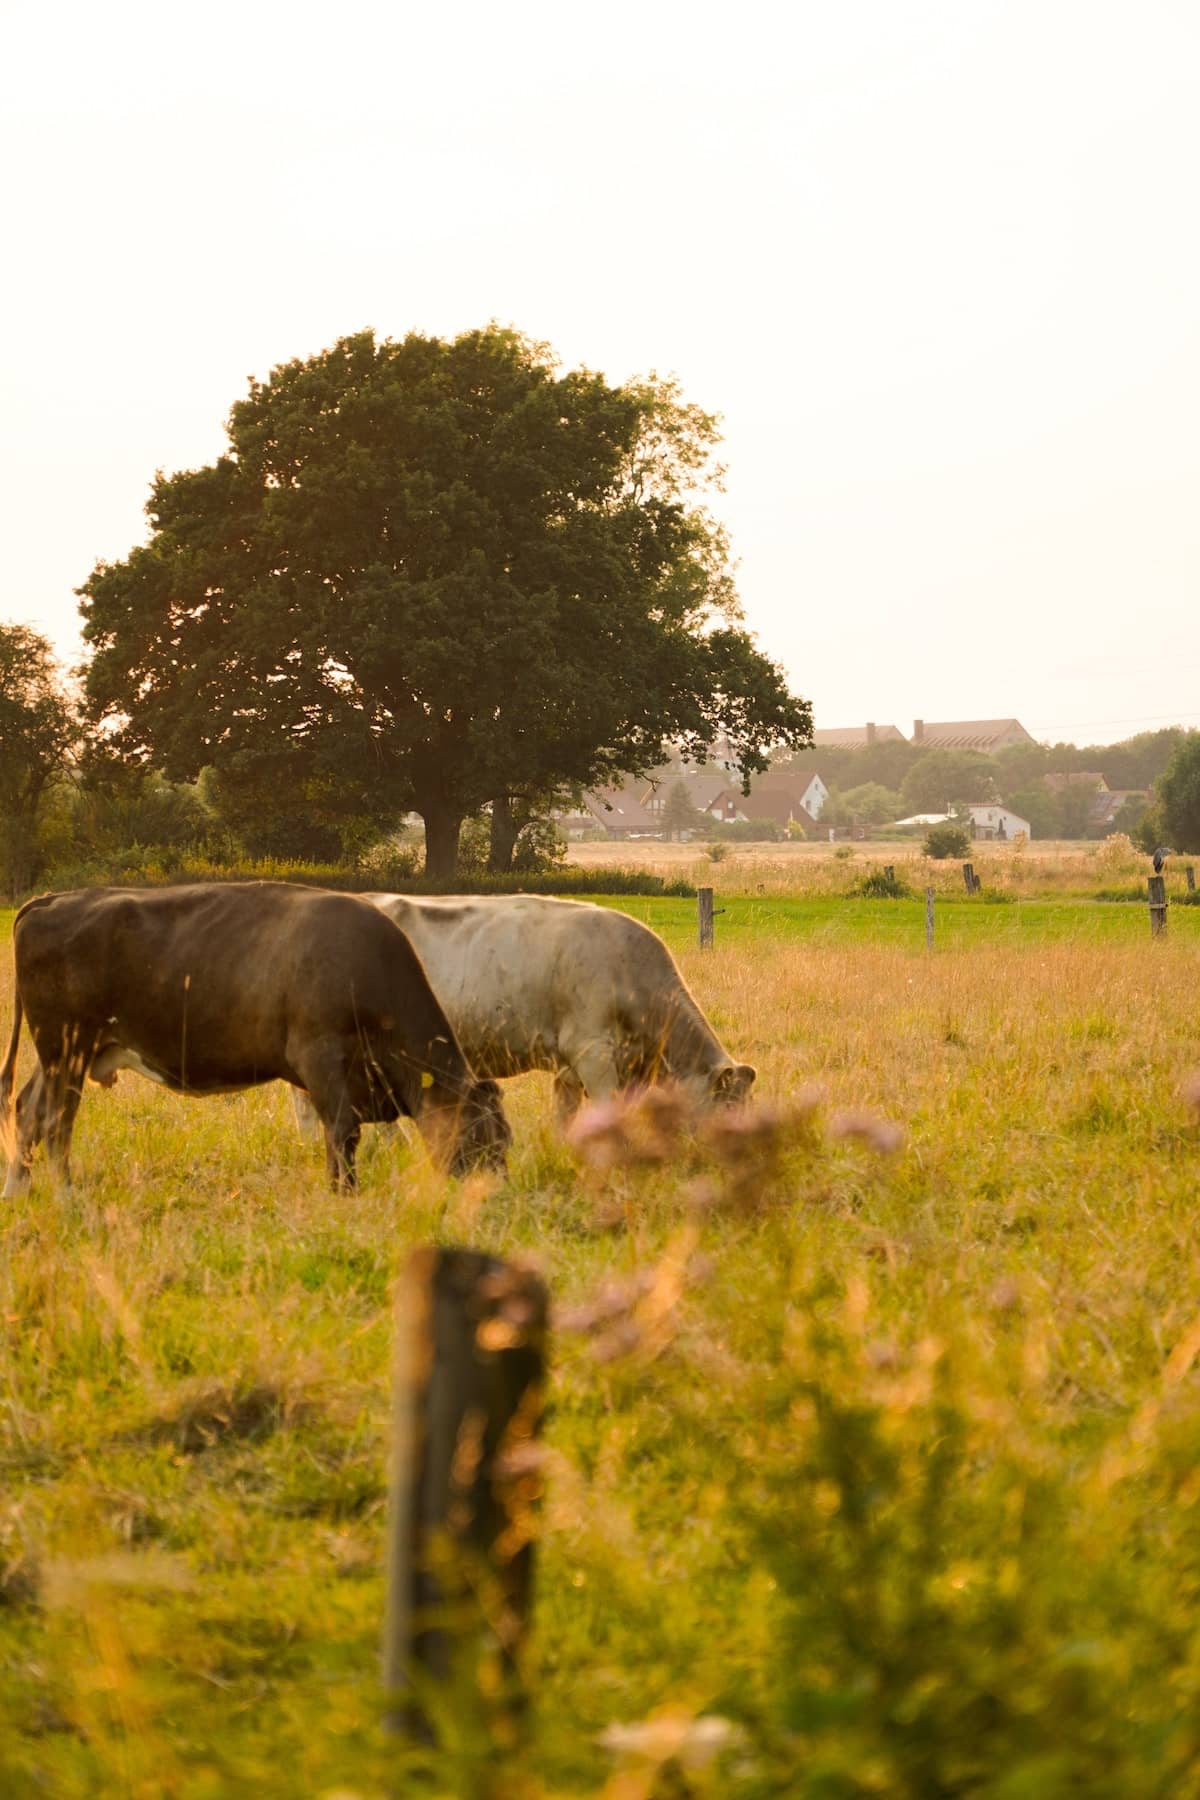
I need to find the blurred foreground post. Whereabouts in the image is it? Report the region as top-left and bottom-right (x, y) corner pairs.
(883, 865), (894, 883)
(383, 1248), (548, 1742)
(925, 887), (935, 950)
(1187, 866), (1195, 893)
(1148, 875), (1167, 937)
(698, 886), (715, 948)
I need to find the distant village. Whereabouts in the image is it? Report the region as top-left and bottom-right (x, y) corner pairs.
(556, 717), (1156, 844)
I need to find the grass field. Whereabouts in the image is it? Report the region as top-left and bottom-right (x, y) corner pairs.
(3, 884), (1200, 1796)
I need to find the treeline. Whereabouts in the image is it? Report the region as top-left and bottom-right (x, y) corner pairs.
(780, 731), (1189, 841)
(0, 643), (679, 900)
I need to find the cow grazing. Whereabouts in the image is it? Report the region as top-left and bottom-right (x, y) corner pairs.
(1, 883), (510, 1195)
(294, 893), (754, 1134)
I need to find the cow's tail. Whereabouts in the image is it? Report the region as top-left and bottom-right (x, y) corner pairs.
(1, 892), (51, 1160)
(0, 989), (22, 1162)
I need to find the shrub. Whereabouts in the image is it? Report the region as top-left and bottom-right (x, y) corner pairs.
(705, 842), (731, 863)
(924, 823), (972, 860)
(512, 816), (567, 873)
(1096, 832), (1138, 873)
(706, 817), (786, 843)
(855, 869), (912, 899)
(29, 856), (693, 901)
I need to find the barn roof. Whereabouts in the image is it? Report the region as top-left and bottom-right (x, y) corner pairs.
(811, 724), (908, 748)
(916, 719), (1035, 752)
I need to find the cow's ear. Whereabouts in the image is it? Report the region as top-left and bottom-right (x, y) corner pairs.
(713, 1062), (756, 1103)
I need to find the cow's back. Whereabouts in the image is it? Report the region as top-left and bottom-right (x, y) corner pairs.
(369, 893), (710, 1080)
(14, 883), (458, 1095)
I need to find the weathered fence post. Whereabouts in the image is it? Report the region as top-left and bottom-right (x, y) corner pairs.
(383, 1248), (549, 1741)
(698, 886), (715, 948)
(925, 886), (935, 951)
(962, 862), (975, 894)
(883, 865), (894, 883)
(1187, 865), (1196, 893)
(1148, 875), (1168, 937)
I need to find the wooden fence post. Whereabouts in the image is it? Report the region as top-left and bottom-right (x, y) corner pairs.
(1148, 875), (1168, 937)
(883, 865), (894, 883)
(925, 886), (935, 951)
(698, 886), (715, 948)
(962, 862), (974, 894)
(383, 1248), (549, 1740)
(1187, 866), (1196, 893)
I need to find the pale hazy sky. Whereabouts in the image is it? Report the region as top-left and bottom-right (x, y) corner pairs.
(3, 0), (1197, 746)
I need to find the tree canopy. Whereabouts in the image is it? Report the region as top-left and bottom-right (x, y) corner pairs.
(0, 623), (77, 896)
(80, 326), (812, 875)
(899, 750), (998, 817)
(1157, 732), (1200, 853)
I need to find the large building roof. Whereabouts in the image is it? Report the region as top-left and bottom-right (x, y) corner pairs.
(914, 719), (1035, 752)
(811, 724), (908, 748)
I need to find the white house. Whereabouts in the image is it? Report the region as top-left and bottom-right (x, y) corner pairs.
(967, 803), (1031, 841)
(780, 771), (828, 820)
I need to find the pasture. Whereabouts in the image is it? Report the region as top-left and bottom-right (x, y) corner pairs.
(3, 884), (1200, 1796)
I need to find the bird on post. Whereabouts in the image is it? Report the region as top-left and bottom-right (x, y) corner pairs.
(1152, 847), (1171, 875)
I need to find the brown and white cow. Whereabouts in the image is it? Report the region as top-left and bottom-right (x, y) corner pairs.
(294, 893), (754, 1135)
(1, 882), (509, 1194)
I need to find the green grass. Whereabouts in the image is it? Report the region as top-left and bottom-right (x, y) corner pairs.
(3, 898), (1200, 1794)
(591, 890), (1200, 950)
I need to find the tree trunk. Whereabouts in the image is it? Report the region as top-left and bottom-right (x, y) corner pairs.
(422, 806), (464, 884)
(0, 814), (40, 903)
(487, 795), (521, 874)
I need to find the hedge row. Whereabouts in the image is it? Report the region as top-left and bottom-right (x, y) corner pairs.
(25, 855), (696, 902)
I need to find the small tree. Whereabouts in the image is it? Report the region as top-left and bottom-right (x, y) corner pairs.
(840, 782), (901, 826)
(901, 751), (998, 816)
(924, 822), (972, 860)
(1157, 733), (1200, 853)
(1007, 786), (1060, 842)
(0, 624), (78, 897)
(661, 781), (704, 840)
(1109, 793), (1150, 838)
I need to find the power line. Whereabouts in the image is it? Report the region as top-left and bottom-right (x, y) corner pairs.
(1028, 710), (1200, 734)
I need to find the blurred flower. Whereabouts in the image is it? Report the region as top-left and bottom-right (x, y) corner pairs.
(556, 1273), (655, 1335)
(828, 1110), (905, 1155)
(598, 1707), (739, 1769)
(567, 1086), (696, 1170)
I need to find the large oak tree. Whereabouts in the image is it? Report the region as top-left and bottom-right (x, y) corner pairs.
(80, 326), (811, 875)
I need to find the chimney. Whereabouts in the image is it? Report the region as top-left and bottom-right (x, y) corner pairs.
(913, 719), (924, 744)
(866, 722), (877, 746)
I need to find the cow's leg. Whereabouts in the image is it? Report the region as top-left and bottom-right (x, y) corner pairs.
(553, 1067), (586, 1122)
(291, 1046), (363, 1190)
(566, 1042), (622, 1105)
(42, 1064), (87, 1187)
(323, 1101), (361, 1190)
(292, 1080), (396, 1144)
(3, 1070), (46, 1198)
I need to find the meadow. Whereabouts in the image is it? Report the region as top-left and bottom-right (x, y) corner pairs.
(3, 861), (1200, 1796)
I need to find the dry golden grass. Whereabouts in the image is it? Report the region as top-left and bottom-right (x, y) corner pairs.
(3, 899), (1200, 1793)
(566, 831), (1179, 899)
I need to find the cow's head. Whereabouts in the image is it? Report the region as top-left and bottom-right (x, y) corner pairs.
(708, 1061), (756, 1107)
(448, 1077), (512, 1176)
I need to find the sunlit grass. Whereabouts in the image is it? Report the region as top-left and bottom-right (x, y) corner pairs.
(3, 900), (1200, 1793)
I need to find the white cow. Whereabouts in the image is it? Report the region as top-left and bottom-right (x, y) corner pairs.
(293, 893), (754, 1134)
